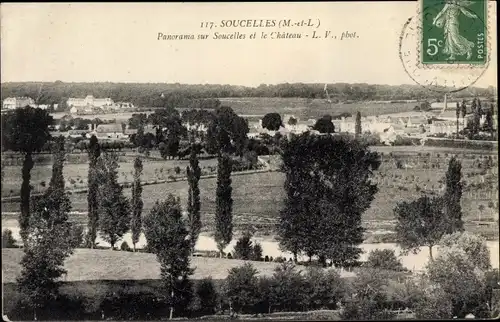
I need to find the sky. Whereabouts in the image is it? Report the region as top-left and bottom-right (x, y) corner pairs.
(1, 2), (497, 88)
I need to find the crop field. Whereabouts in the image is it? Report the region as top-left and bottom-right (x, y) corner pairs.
(219, 97), (418, 120)
(1, 156), (220, 198)
(2, 148), (497, 240)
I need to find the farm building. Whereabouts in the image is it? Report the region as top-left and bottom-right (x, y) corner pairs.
(123, 125), (157, 137)
(94, 123), (127, 140)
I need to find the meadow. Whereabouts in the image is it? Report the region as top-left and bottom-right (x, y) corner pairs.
(218, 97), (418, 120)
(2, 248), (283, 283)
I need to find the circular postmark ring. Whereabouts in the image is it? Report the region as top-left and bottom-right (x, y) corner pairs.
(399, 0), (490, 94)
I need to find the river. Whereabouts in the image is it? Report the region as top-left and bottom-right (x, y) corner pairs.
(3, 219), (498, 271)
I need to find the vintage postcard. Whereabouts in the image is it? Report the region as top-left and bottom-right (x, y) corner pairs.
(1, 1), (498, 321)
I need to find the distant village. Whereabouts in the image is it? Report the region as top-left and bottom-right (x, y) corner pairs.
(2, 95), (135, 114)
(2, 94), (497, 146)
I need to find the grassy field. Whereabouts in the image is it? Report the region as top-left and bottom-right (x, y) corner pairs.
(2, 248), (282, 283)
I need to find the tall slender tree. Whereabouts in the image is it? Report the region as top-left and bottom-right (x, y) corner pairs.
(214, 152), (233, 257)
(87, 135), (101, 248)
(456, 102), (460, 138)
(443, 156), (464, 233)
(98, 151), (131, 250)
(187, 143), (202, 252)
(460, 100), (467, 118)
(131, 157), (143, 252)
(143, 195), (194, 319)
(471, 98), (480, 134)
(1, 107), (53, 245)
(17, 135), (74, 320)
(355, 111), (362, 137)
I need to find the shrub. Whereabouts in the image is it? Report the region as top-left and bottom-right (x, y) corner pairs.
(174, 166), (181, 174)
(414, 286), (453, 319)
(9, 293), (88, 321)
(194, 278), (218, 316)
(99, 290), (168, 320)
(255, 276), (273, 314)
(2, 229), (17, 248)
(120, 241), (131, 252)
(233, 232), (253, 260)
(341, 298), (396, 320)
(69, 225), (85, 248)
(224, 263), (260, 314)
(364, 249), (405, 271)
(252, 243), (263, 261)
(303, 267), (347, 310)
(268, 262), (307, 312)
(274, 256), (286, 263)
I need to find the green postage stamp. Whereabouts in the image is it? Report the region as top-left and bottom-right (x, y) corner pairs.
(421, 0), (487, 65)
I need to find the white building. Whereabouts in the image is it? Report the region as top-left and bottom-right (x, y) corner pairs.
(2, 97), (35, 110)
(67, 95), (114, 108)
(339, 116), (396, 134)
(92, 123), (127, 140)
(114, 102), (135, 109)
(429, 118), (469, 135)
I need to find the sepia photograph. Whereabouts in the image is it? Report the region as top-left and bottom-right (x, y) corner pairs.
(1, 1), (498, 321)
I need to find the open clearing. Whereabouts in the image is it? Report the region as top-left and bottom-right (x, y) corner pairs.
(2, 248), (358, 284)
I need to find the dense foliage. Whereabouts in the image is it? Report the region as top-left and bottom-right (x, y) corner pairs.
(278, 133), (380, 266)
(143, 195), (194, 319)
(1, 82), (494, 109)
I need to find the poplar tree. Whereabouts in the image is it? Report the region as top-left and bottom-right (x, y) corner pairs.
(1, 107), (53, 245)
(98, 151), (131, 250)
(355, 111), (362, 137)
(443, 156), (464, 233)
(143, 195), (194, 319)
(187, 144), (201, 252)
(214, 152), (233, 257)
(131, 157), (143, 252)
(87, 135), (101, 248)
(17, 136), (74, 320)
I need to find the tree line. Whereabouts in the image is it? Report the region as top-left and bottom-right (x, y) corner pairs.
(1, 81), (495, 109)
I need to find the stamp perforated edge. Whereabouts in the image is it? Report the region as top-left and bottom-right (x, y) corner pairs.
(416, 0), (493, 70)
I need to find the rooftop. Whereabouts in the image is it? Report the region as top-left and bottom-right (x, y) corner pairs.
(95, 123), (123, 133)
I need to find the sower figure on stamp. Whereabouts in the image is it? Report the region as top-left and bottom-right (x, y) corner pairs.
(432, 0), (478, 60)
